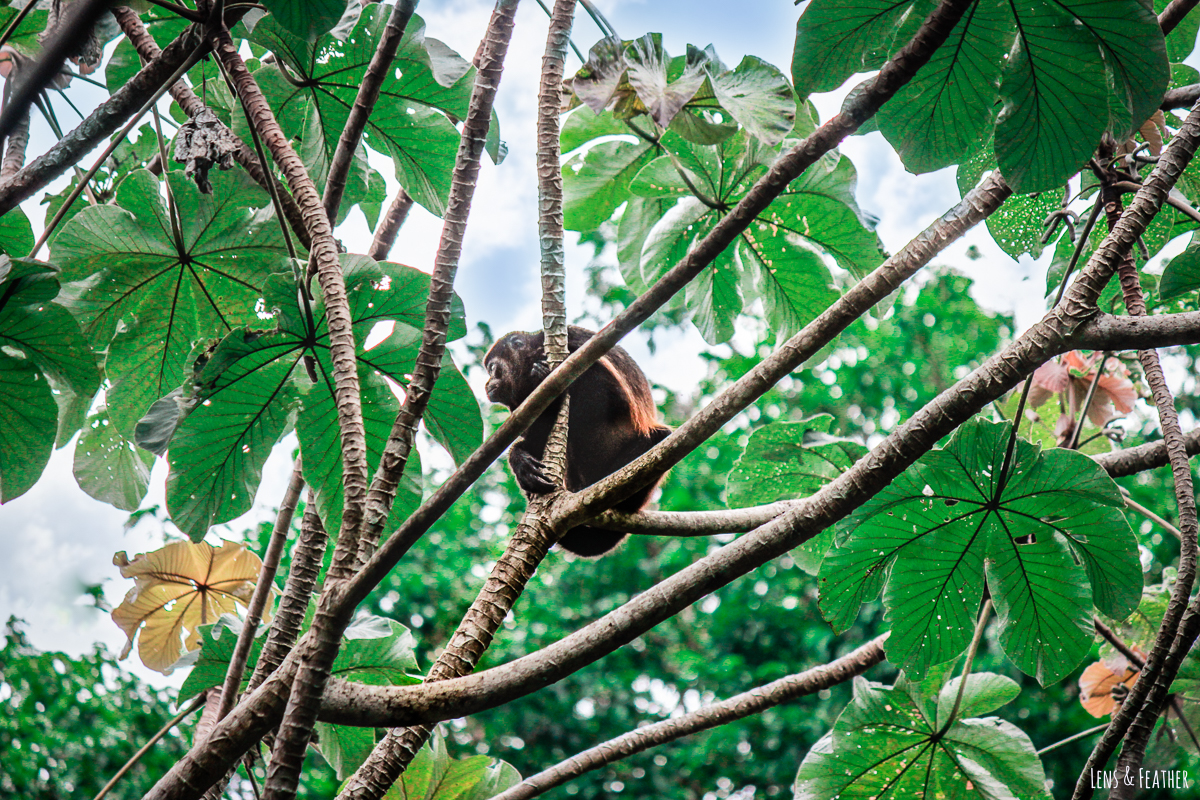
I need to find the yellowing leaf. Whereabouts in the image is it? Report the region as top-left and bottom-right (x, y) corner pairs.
(110, 540), (275, 674)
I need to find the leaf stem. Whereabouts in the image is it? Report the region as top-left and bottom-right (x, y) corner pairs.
(935, 599), (992, 737)
(1066, 351), (1110, 450)
(92, 693), (206, 800)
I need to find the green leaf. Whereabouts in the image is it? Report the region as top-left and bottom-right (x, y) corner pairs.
(422, 354), (483, 466)
(794, 676), (1049, 800)
(251, 7), (472, 216)
(0, 207), (34, 257)
(877, 0), (1011, 174)
(727, 415), (865, 574)
(1160, 0), (1200, 63)
(995, 3), (1109, 193)
(332, 615), (421, 686)
(0, 6), (49, 57)
(563, 139), (657, 232)
(315, 722), (375, 780)
(685, 243), (741, 345)
(382, 731), (521, 800)
(105, 14), (189, 94)
(298, 368), (422, 537)
(74, 408), (154, 512)
(934, 673), (1020, 728)
(261, 0), (351, 42)
(0, 257), (99, 401)
(707, 56), (795, 146)
(52, 170), (287, 434)
(165, 329), (300, 539)
(1159, 234), (1200, 302)
(819, 418), (1138, 684)
(176, 614), (265, 702)
(791, 0), (917, 99)
(0, 351), (56, 502)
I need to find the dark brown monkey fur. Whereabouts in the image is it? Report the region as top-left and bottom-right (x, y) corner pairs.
(484, 326), (671, 557)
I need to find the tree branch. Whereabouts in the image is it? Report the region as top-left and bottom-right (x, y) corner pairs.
(0, 22), (204, 215)
(321, 0), (417, 221)
(338, 4), (570, 796)
(492, 636), (888, 800)
(367, 188), (413, 261)
(354, 0), (522, 568)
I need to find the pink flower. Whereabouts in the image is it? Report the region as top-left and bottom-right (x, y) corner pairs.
(1027, 351), (1136, 446)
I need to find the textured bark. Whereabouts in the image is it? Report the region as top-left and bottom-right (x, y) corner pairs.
(342, 0), (982, 616)
(1, 109), (29, 182)
(110, 6), (311, 250)
(210, 27), (367, 570)
(322, 0), (417, 221)
(493, 636), (887, 800)
(0, 22), (203, 215)
(217, 460), (304, 720)
(1081, 195), (1200, 795)
(339, 3), (537, 797)
(211, 27), (368, 800)
(0, 0), (112, 141)
(367, 189), (413, 260)
(249, 495), (328, 692)
(356, 0), (522, 565)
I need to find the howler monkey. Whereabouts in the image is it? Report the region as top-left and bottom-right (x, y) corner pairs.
(484, 326), (671, 557)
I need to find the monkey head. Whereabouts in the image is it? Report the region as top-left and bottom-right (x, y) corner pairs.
(484, 331), (548, 409)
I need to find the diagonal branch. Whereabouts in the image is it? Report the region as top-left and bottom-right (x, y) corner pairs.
(492, 635), (888, 800)
(321, 0), (417, 221)
(338, 3), (571, 797)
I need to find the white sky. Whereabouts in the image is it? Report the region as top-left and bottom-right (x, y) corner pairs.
(0, 0), (1169, 686)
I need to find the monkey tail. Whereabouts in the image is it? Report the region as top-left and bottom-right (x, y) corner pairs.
(557, 526), (627, 558)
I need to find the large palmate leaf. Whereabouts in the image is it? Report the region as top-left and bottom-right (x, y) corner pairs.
(250, 6), (472, 215)
(819, 418), (1139, 684)
(726, 415), (866, 574)
(74, 408), (154, 511)
(796, 0), (1167, 191)
(794, 675), (1049, 800)
(0, 257), (99, 501)
(791, 0), (918, 98)
(631, 134), (881, 344)
(876, 0), (1012, 174)
(261, 0), (353, 42)
(143, 256), (472, 539)
(52, 170), (288, 434)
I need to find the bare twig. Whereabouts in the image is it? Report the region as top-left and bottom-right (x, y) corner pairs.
(92, 694), (206, 800)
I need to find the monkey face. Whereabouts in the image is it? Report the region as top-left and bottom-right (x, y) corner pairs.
(484, 333), (530, 408)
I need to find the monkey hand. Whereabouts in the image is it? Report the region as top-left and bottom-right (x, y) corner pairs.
(509, 447), (557, 494)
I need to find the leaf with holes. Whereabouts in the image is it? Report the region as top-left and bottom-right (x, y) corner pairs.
(51, 170), (287, 434)
(819, 418), (1138, 684)
(250, 6), (473, 215)
(74, 408), (154, 511)
(143, 256), (470, 539)
(794, 674), (1049, 800)
(727, 415), (866, 574)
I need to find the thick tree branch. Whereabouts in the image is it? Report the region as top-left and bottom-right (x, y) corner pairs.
(321, 0), (417, 221)
(492, 635), (887, 800)
(355, 0), (522, 567)
(338, 5), (571, 796)
(1072, 309), (1200, 349)
(1094, 428), (1200, 477)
